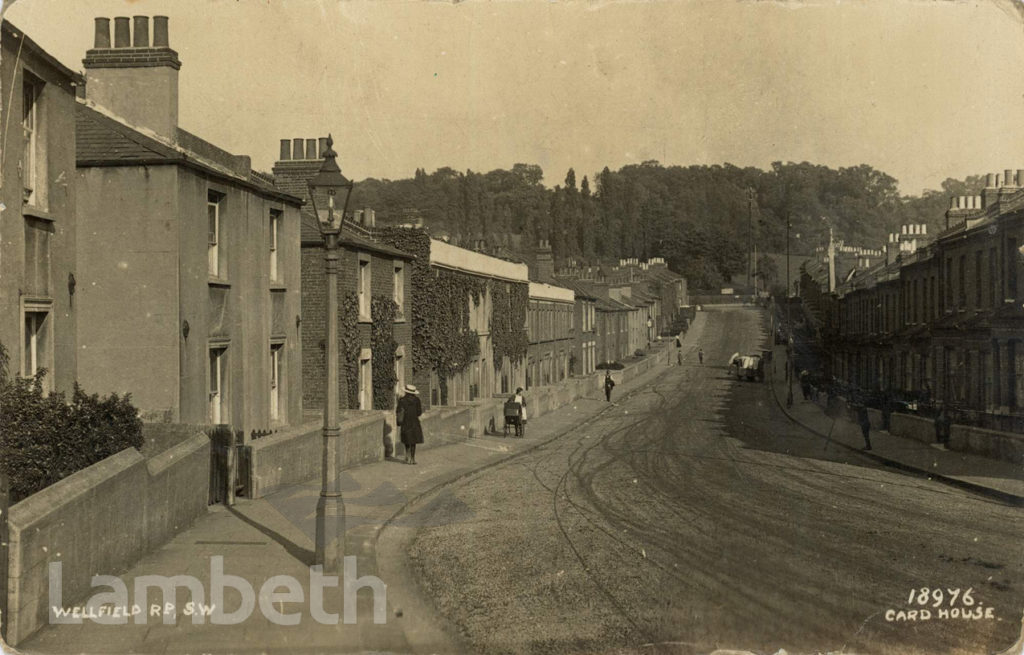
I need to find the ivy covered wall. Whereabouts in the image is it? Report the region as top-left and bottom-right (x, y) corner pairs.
(375, 226), (530, 406)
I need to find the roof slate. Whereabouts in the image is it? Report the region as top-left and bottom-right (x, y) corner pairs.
(300, 210), (414, 260)
(75, 103), (297, 202)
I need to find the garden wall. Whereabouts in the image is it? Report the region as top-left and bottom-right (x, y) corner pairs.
(5, 429), (209, 646)
(248, 345), (672, 498)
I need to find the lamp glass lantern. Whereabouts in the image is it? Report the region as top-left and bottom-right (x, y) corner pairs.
(307, 134), (354, 233)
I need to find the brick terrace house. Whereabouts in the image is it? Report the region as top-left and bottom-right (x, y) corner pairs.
(558, 281), (598, 376)
(0, 21), (83, 393)
(271, 139), (414, 414)
(424, 238), (529, 405)
(526, 281), (575, 389)
(73, 16), (304, 435)
(802, 170), (1024, 426)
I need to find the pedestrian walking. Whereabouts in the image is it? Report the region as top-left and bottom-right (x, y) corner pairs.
(396, 384), (423, 464)
(880, 390), (893, 431)
(675, 336), (683, 366)
(698, 347), (704, 366)
(799, 369), (811, 400)
(853, 398), (872, 450)
(934, 405), (951, 447)
(604, 371), (615, 402)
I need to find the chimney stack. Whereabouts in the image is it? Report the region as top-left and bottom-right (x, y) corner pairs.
(83, 15), (181, 141)
(535, 239), (554, 282)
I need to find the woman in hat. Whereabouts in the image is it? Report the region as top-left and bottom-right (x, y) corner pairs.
(396, 384), (423, 464)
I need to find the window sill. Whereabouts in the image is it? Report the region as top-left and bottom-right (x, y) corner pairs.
(270, 283), (287, 292)
(23, 205), (55, 222)
(208, 278), (231, 288)
(358, 315), (372, 323)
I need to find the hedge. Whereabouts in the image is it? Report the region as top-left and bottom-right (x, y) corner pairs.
(0, 343), (143, 502)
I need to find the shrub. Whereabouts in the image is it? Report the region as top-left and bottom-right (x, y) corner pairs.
(0, 342), (143, 502)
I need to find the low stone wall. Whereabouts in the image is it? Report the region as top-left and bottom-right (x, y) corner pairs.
(951, 424), (1024, 464)
(5, 430), (209, 646)
(247, 413), (384, 499)
(248, 346), (672, 497)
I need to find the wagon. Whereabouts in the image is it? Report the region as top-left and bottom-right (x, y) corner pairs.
(503, 399), (525, 437)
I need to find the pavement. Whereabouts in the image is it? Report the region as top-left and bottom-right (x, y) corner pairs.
(767, 343), (1024, 505)
(16, 321), (694, 654)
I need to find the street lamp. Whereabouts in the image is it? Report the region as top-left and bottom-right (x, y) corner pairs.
(307, 134), (354, 574)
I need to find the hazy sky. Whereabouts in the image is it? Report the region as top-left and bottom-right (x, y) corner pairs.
(5, 0), (1024, 195)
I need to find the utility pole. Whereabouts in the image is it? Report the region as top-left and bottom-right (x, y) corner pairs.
(747, 188), (755, 291)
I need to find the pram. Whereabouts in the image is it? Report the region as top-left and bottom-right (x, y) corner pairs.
(503, 398), (525, 437)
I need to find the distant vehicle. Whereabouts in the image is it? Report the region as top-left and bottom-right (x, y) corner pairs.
(731, 353), (764, 382)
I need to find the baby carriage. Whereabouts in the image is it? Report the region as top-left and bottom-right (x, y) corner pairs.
(503, 398), (525, 437)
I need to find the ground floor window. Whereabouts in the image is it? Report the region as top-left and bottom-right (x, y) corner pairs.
(209, 346), (228, 424)
(270, 342), (284, 423)
(394, 346), (405, 407)
(22, 305), (52, 391)
(359, 349), (372, 410)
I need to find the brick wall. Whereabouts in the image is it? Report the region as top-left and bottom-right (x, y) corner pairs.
(301, 243), (413, 412)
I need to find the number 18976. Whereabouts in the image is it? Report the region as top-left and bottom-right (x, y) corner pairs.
(907, 587), (975, 608)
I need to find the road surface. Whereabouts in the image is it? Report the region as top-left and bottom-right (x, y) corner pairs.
(400, 306), (1023, 655)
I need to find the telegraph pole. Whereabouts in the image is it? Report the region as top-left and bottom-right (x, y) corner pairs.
(747, 188), (755, 291)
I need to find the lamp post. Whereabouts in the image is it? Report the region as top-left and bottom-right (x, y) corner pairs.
(307, 135), (354, 574)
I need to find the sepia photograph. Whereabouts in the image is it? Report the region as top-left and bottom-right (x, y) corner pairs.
(0, 0), (1022, 653)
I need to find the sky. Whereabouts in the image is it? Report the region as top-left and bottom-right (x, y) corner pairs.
(4, 0), (1024, 196)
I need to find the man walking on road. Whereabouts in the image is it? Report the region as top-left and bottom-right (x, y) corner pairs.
(698, 347), (704, 366)
(604, 371), (615, 402)
(676, 336), (683, 365)
(853, 396), (872, 451)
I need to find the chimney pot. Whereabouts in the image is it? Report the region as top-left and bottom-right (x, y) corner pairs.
(987, 173), (997, 187)
(279, 139), (291, 161)
(94, 18), (111, 48)
(306, 139), (317, 160)
(1005, 169), (1014, 187)
(318, 137), (328, 159)
(113, 16), (131, 47)
(152, 16), (169, 47)
(1017, 170), (1024, 187)
(292, 138), (304, 160)
(132, 16), (149, 47)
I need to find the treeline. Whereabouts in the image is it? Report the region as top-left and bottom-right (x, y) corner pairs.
(349, 162), (983, 290)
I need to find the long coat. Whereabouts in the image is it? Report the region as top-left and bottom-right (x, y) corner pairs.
(397, 393), (423, 446)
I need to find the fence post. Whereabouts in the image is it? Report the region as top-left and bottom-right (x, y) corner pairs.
(1, 471), (9, 642)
